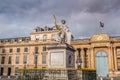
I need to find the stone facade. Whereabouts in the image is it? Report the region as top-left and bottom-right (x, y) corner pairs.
(0, 26), (120, 78)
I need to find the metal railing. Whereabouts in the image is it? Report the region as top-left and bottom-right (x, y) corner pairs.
(18, 68), (96, 80)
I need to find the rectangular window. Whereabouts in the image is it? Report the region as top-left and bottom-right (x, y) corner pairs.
(17, 48), (20, 53)
(15, 67), (18, 74)
(51, 34), (57, 40)
(35, 47), (38, 53)
(9, 49), (13, 53)
(2, 49), (5, 53)
(43, 35), (47, 42)
(23, 55), (27, 64)
(24, 48), (28, 52)
(16, 56), (19, 64)
(42, 55), (46, 64)
(34, 55), (38, 64)
(43, 46), (46, 51)
(8, 56), (12, 64)
(1, 56), (5, 64)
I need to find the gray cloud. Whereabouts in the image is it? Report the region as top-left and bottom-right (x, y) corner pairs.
(0, 0), (120, 38)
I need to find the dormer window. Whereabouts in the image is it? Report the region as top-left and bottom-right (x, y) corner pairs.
(18, 39), (22, 42)
(35, 29), (38, 32)
(44, 26), (48, 31)
(34, 27), (40, 32)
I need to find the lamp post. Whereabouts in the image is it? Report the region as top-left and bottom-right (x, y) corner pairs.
(76, 57), (82, 80)
(34, 54), (38, 80)
(23, 61), (27, 80)
(76, 57), (82, 69)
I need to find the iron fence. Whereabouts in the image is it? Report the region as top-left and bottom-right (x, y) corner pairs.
(18, 68), (96, 80)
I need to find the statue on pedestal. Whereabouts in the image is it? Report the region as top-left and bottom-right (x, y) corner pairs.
(53, 15), (72, 45)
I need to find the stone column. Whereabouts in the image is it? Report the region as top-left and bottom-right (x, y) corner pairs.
(113, 47), (117, 70)
(4, 67), (7, 76)
(108, 46), (112, 70)
(84, 48), (88, 68)
(4, 53), (8, 76)
(87, 48), (91, 68)
(91, 47), (94, 68)
(10, 66), (13, 76)
(110, 46), (114, 70)
(81, 48), (84, 68)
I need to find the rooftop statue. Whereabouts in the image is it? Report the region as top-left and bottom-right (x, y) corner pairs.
(53, 15), (72, 45)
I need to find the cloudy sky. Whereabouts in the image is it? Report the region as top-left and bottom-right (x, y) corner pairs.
(0, 0), (120, 39)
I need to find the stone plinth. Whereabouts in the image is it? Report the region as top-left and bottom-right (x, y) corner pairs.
(47, 43), (76, 80)
(47, 43), (75, 69)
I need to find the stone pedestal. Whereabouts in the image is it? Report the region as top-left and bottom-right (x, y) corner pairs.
(48, 43), (75, 69)
(47, 43), (76, 80)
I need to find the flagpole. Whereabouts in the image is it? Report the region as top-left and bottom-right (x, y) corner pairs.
(100, 26), (103, 34)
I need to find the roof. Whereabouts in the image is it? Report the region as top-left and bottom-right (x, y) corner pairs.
(0, 37), (30, 42)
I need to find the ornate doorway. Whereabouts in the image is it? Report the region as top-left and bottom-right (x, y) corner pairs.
(96, 51), (108, 77)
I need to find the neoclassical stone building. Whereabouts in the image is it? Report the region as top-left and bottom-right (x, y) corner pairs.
(0, 26), (120, 78)
(72, 33), (120, 77)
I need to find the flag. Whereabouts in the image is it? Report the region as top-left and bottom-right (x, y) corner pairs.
(100, 21), (104, 28)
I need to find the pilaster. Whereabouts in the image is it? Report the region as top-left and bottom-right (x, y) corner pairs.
(113, 47), (117, 70)
(90, 47), (94, 68)
(87, 48), (91, 68)
(81, 48), (84, 68)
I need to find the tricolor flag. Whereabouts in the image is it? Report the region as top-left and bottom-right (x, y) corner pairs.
(100, 21), (104, 28)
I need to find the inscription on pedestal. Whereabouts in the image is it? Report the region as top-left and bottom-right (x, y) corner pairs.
(50, 51), (64, 66)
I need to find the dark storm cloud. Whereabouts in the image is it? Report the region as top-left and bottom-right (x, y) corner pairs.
(40, 0), (120, 14)
(84, 0), (120, 13)
(0, 0), (120, 38)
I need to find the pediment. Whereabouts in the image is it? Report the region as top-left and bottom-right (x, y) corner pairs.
(91, 34), (109, 42)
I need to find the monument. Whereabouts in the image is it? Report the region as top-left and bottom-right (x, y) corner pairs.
(47, 16), (76, 80)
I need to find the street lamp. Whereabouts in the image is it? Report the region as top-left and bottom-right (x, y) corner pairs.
(76, 57), (82, 69)
(35, 55), (38, 68)
(76, 57), (82, 80)
(23, 61), (27, 80)
(34, 54), (38, 79)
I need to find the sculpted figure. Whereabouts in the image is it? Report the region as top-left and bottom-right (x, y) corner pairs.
(58, 20), (72, 44)
(53, 16), (72, 44)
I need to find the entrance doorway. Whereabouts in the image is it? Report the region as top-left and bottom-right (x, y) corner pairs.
(0, 67), (4, 76)
(96, 51), (108, 77)
(7, 68), (11, 76)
